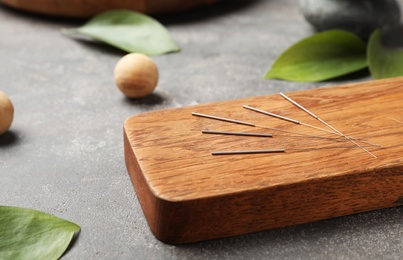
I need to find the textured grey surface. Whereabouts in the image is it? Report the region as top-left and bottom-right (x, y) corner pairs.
(1, 0), (403, 259)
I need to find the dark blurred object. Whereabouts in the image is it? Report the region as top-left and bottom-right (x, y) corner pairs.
(299, 0), (401, 39)
(0, 0), (223, 18)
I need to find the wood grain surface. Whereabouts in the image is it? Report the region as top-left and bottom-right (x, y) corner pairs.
(124, 77), (403, 244)
(0, 0), (221, 18)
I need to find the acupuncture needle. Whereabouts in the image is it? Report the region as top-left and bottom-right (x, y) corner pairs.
(243, 105), (340, 135)
(279, 92), (377, 158)
(211, 149), (285, 155)
(202, 130), (273, 137)
(192, 112), (255, 126)
(211, 144), (379, 156)
(243, 105), (381, 147)
(386, 115), (403, 124)
(192, 112), (347, 141)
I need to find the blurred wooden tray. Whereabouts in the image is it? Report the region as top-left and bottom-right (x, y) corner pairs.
(124, 77), (403, 244)
(0, 0), (222, 18)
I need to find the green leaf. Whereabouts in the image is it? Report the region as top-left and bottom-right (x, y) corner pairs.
(0, 206), (80, 260)
(62, 10), (180, 56)
(368, 29), (403, 79)
(264, 30), (368, 82)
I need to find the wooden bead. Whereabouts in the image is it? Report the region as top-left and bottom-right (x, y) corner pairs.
(0, 91), (14, 135)
(114, 53), (159, 98)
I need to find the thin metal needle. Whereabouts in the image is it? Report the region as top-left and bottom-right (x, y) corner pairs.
(243, 105), (381, 148)
(202, 130), (273, 137)
(192, 112), (351, 141)
(279, 92), (377, 158)
(212, 149), (285, 155)
(279, 93), (319, 118)
(386, 115), (403, 124)
(192, 112), (255, 126)
(243, 105), (339, 135)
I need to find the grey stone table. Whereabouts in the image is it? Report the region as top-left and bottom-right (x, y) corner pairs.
(1, 0), (403, 259)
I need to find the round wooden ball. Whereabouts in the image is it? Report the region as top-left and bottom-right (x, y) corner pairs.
(0, 91), (14, 135)
(114, 53), (159, 98)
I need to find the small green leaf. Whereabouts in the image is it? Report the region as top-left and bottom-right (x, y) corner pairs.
(368, 29), (403, 79)
(0, 206), (80, 260)
(62, 10), (180, 56)
(264, 30), (368, 82)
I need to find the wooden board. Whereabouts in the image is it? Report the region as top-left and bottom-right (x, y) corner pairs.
(124, 77), (403, 244)
(0, 0), (222, 18)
